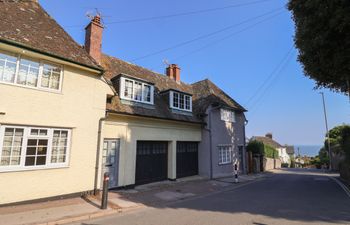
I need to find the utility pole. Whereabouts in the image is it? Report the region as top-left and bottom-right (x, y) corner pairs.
(320, 92), (332, 171)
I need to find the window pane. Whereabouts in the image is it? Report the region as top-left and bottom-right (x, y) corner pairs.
(1, 128), (24, 167)
(30, 129), (39, 136)
(51, 130), (68, 164)
(143, 85), (151, 102)
(185, 95), (191, 110)
(41, 63), (61, 90)
(25, 157), (35, 166)
(17, 58), (39, 87)
(25, 138), (48, 166)
(134, 82), (142, 101)
(173, 92), (179, 108)
(124, 79), (133, 99)
(36, 156), (46, 165)
(179, 94), (184, 109)
(0, 52), (17, 83)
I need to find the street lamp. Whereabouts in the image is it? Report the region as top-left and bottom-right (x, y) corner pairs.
(320, 92), (332, 171)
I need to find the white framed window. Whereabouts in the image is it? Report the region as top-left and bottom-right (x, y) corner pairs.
(218, 144), (233, 165)
(220, 108), (235, 122)
(170, 91), (192, 112)
(0, 50), (63, 92)
(120, 77), (154, 104)
(0, 125), (71, 172)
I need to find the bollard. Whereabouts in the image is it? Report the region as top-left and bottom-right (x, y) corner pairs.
(101, 172), (109, 209)
(234, 164), (238, 183)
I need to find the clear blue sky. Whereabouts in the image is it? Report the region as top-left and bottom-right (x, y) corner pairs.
(40, 0), (349, 147)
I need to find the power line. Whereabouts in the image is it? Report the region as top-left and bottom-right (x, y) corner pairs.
(169, 11), (285, 62)
(248, 50), (295, 118)
(130, 7), (284, 62)
(65, 0), (277, 28)
(245, 46), (294, 106)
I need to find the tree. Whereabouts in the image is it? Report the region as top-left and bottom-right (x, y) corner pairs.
(246, 140), (264, 155)
(323, 124), (350, 163)
(288, 0), (350, 94)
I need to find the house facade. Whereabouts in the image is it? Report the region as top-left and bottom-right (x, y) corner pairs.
(0, 1), (113, 205)
(0, 0), (247, 204)
(252, 133), (291, 165)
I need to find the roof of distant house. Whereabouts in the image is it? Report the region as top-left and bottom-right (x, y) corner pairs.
(286, 145), (295, 155)
(251, 136), (283, 149)
(0, 1), (101, 71)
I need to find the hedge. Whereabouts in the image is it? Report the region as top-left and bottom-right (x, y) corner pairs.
(264, 145), (279, 159)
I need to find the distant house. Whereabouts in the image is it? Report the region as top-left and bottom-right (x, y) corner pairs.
(251, 133), (291, 165)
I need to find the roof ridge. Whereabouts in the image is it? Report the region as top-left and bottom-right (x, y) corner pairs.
(102, 53), (192, 88)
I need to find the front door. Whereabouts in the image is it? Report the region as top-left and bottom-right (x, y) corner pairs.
(102, 139), (120, 188)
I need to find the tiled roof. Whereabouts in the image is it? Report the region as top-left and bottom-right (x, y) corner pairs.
(191, 79), (246, 115)
(102, 54), (247, 123)
(251, 136), (283, 149)
(101, 54), (202, 123)
(0, 1), (101, 71)
(286, 145), (295, 155)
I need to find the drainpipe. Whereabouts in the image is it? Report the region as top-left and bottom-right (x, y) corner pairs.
(243, 118), (248, 174)
(94, 113), (108, 195)
(204, 105), (221, 179)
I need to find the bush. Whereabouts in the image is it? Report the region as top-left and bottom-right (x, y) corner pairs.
(264, 145), (279, 159)
(247, 140), (264, 155)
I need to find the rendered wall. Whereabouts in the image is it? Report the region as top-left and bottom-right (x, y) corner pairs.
(0, 44), (112, 204)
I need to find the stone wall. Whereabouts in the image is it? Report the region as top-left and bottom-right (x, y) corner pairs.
(263, 157), (281, 171)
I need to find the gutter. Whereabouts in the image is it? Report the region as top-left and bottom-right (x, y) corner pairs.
(0, 38), (104, 73)
(94, 114), (108, 194)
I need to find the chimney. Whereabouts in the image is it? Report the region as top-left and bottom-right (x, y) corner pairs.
(85, 15), (104, 64)
(166, 64), (181, 82)
(266, 133), (273, 139)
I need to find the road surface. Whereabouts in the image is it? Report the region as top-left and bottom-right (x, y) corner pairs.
(71, 169), (350, 225)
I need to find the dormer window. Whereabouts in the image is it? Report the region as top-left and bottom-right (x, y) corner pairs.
(120, 77), (154, 104)
(170, 90), (192, 112)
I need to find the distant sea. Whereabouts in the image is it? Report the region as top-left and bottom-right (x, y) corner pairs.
(294, 145), (323, 157)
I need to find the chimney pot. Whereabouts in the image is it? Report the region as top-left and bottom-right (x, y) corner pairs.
(266, 133), (273, 139)
(84, 15), (104, 64)
(166, 64), (180, 82)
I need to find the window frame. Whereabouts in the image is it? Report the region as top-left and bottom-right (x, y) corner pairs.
(0, 125), (71, 172)
(220, 108), (236, 123)
(218, 144), (233, 165)
(0, 50), (64, 93)
(119, 77), (154, 105)
(169, 91), (192, 112)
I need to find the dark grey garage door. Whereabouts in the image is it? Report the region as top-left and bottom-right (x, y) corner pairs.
(176, 142), (198, 178)
(135, 141), (168, 185)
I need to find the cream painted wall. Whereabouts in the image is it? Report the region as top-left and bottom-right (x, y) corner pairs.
(100, 114), (202, 187)
(0, 44), (113, 204)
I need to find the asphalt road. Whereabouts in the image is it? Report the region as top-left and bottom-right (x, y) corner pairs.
(72, 169), (350, 225)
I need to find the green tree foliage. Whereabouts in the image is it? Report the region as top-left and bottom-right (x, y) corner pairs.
(246, 140), (264, 155)
(288, 0), (350, 94)
(322, 124), (350, 163)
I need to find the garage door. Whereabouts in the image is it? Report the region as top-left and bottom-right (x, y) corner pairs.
(136, 141), (168, 185)
(176, 142), (198, 178)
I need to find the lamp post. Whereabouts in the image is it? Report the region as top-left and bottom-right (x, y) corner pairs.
(320, 92), (332, 171)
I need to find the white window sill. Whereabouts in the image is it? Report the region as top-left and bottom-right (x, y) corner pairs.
(0, 165), (69, 173)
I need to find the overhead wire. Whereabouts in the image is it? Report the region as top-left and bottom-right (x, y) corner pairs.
(65, 0), (277, 28)
(129, 7), (284, 62)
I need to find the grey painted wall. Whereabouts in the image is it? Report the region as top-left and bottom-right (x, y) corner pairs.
(198, 106), (246, 178)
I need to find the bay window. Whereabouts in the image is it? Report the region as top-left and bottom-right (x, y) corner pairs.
(0, 50), (63, 92)
(120, 77), (154, 104)
(0, 126), (71, 171)
(170, 91), (192, 112)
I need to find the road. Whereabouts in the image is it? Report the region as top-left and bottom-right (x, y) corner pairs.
(71, 169), (350, 225)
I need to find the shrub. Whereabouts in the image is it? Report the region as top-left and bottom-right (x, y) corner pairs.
(264, 145), (279, 159)
(247, 140), (264, 155)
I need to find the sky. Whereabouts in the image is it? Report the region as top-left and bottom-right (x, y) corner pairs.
(40, 0), (349, 148)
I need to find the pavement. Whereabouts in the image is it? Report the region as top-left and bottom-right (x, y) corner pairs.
(68, 168), (350, 225)
(0, 173), (266, 225)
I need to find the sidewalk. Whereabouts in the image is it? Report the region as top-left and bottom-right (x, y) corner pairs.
(0, 173), (268, 225)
